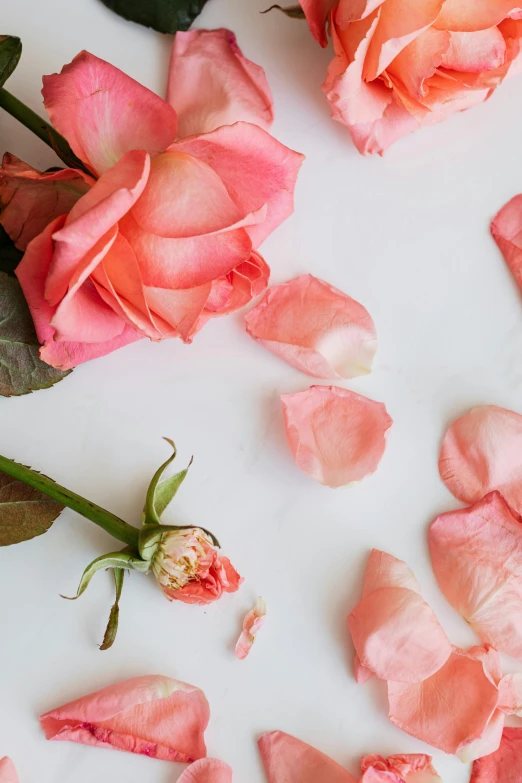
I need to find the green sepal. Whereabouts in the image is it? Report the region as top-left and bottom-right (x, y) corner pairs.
(139, 523), (220, 562)
(64, 549), (149, 600)
(100, 568), (124, 651)
(261, 4), (306, 19)
(144, 438), (192, 526)
(0, 36), (22, 90)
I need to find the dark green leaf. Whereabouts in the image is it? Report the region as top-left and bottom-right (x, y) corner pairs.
(261, 4), (306, 19)
(100, 568), (124, 650)
(0, 471), (64, 545)
(0, 272), (71, 396)
(0, 226), (23, 277)
(0, 36), (22, 90)
(98, 0), (211, 33)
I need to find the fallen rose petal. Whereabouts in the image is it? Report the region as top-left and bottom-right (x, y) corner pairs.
(354, 653), (374, 683)
(178, 759), (233, 783)
(361, 753), (442, 783)
(429, 491), (522, 660)
(499, 673), (522, 715)
(470, 727), (522, 783)
(281, 386), (392, 487)
(0, 759), (17, 783)
(362, 548), (421, 595)
(168, 29), (274, 137)
(258, 731), (357, 783)
(40, 674), (209, 761)
(235, 597), (267, 660)
(439, 405), (522, 514)
(491, 194), (522, 291)
(245, 275), (377, 379)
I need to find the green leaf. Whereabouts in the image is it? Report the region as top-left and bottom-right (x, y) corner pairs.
(0, 272), (71, 396)
(0, 471), (64, 545)
(0, 226), (23, 277)
(261, 4), (306, 19)
(155, 459), (193, 519)
(100, 568), (124, 651)
(144, 438), (181, 527)
(65, 550), (150, 601)
(98, 0), (211, 33)
(0, 36), (22, 90)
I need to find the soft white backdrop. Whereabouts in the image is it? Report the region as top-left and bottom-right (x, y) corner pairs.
(1, 1), (522, 781)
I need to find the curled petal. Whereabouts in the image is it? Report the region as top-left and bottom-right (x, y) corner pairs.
(430, 491), (522, 660)
(258, 731), (357, 783)
(178, 758), (233, 783)
(435, 0), (522, 32)
(0, 759), (18, 783)
(470, 728), (522, 783)
(245, 274), (377, 379)
(439, 405), (522, 514)
(360, 754), (441, 783)
(300, 0), (339, 46)
(491, 194), (522, 291)
(281, 385), (392, 487)
(40, 674), (209, 761)
(168, 29), (274, 136)
(235, 597), (267, 660)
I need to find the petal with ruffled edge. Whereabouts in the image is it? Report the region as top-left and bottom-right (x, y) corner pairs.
(360, 754), (442, 783)
(387, 28), (451, 98)
(178, 759), (233, 783)
(42, 51), (177, 175)
(258, 731), (357, 783)
(245, 274), (377, 379)
(281, 385), (392, 487)
(0, 759), (18, 783)
(235, 597), (267, 660)
(430, 491), (522, 661)
(470, 728), (522, 782)
(168, 29), (273, 137)
(435, 0), (522, 33)
(439, 405), (522, 514)
(440, 28), (507, 72)
(40, 674), (209, 762)
(491, 193), (522, 290)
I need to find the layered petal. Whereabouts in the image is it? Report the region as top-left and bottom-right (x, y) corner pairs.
(435, 1), (522, 33)
(281, 385), (392, 487)
(439, 405), (522, 514)
(168, 29), (273, 136)
(300, 0), (339, 46)
(491, 193), (522, 291)
(0, 759), (17, 783)
(430, 492), (522, 661)
(0, 153), (92, 250)
(440, 28), (507, 72)
(40, 674), (209, 761)
(387, 28), (451, 99)
(42, 51), (177, 174)
(258, 731), (357, 783)
(235, 597), (267, 660)
(245, 274), (377, 379)
(178, 759), (233, 783)
(470, 728), (522, 782)
(360, 754), (442, 783)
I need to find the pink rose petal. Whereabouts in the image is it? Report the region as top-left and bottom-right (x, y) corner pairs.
(435, 0), (522, 33)
(245, 275), (377, 379)
(0, 759), (17, 783)
(491, 193), (522, 291)
(441, 29), (507, 72)
(178, 758), (233, 783)
(429, 491), (522, 660)
(281, 385), (392, 487)
(168, 29), (273, 137)
(470, 727), (522, 783)
(258, 731), (357, 783)
(499, 673), (522, 715)
(439, 405), (522, 514)
(235, 597), (267, 660)
(300, 0), (339, 46)
(40, 674), (209, 761)
(360, 754), (442, 783)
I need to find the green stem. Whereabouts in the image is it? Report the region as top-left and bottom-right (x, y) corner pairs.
(0, 88), (92, 176)
(0, 454), (139, 548)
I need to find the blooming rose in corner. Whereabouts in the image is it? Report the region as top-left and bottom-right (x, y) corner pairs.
(299, 0), (522, 154)
(0, 31), (303, 369)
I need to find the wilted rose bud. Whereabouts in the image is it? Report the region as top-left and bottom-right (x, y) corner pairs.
(151, 527), (242, 605)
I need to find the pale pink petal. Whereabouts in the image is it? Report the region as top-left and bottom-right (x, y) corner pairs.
(258, 731), (358, 783)
(388, 646), (500, 755)
(170, 123), (304, 249)
(491, 194), (522, 291)
(168, 29), (273, 136)
(354, 653), (375, 683)
(458, 709), (506, 763)
(178, 759), (233, 783)
(470, 728), (522, 783)
(430, 492), (522, 660)
(42, 51), (177, 175)
(300, 0), (339, 46)
(235, 597), (267, 660)
(202, 252), (270, 318)
(245, 275), (377, 379)
(0, 759), (18, 783)
(499, 673), (522, 715)
(281, 385), (392, 487)
(361, 754), (442, 783)
(362, 549), (421, 596)
(435, 0), (522, 33)
(40, 674), (209, 762)
(439, 405), (522, 514)
(0, 153), (92, 250)
(440, 28), (507, 72)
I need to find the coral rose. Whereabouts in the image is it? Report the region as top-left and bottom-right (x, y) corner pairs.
(1, 32), (303, 369)
(300, 0), (522, 154)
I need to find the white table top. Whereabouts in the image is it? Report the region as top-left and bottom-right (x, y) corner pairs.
(2, 1), (522, 781)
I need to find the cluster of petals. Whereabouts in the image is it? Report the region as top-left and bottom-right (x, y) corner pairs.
(0, 30), (303, 369)
(299, 0), (522, 154)
(235, 596), (267, 659)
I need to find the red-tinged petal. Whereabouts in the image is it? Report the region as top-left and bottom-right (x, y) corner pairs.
(245, 274), (377, 379)
(0, 759), (18, 783)
(430, 492), (522, 660)
(491, 194), (522, 291)
(170, 123), (304, 249)
(173, 557), (242, 605)
(435, 0), (522, 33)
(42, 51), (177, 175)
(361, 754), (442, 783)
(168, 29), (273, 136)
(439, 405), (522, 514)
(387, 28), (451, 98)
(362, 549), (421, 596)
(300, 0), (339, 46)
(499, 673), (522, 715)
(440, 28), (507, 72)
(281, 385), (392, 487)
(40, 674), (209, 762)
(0, 153), (92, 250)
(470, 728), (522, 783)
(235, 597), (267, 660)
(388, 647), (500, 755)
(258, 731), (358, 783)
(178, 759), (233, 783)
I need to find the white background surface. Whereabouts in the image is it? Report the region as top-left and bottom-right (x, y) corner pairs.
(2, 1), (522, 781)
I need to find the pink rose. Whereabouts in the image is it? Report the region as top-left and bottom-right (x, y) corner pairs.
(1, 31), (303, 369)
(300, 0), (522, 154)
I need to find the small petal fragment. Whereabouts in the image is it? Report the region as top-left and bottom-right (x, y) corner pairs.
(0, 759), (18, 783)
(281, 385), (392, 487)
(235, 597), (267, 660)
(439, 405), (522, 514)
(39, 674), (209, 761)
(178, 758), (233, 783)
(360, 753), (442, 783)
(470, 728), (522, 783)
(245, 275), (377, 379)
(491, 194), (522, 291)
(258, 731), (358, 783)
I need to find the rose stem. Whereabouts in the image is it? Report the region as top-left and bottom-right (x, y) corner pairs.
(0, 454), (140, 548)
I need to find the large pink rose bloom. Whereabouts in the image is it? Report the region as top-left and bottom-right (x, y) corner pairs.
(1, 31), (303, 369)
(300, 0), (522, 154)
